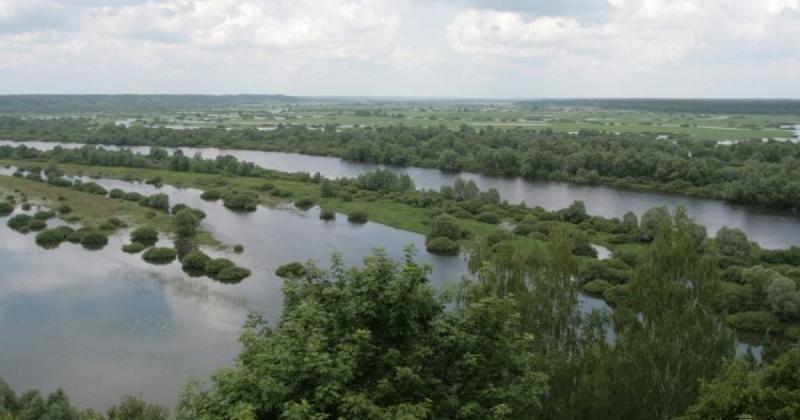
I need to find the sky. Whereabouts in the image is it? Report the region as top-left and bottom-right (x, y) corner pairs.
(0, 0), (799, 98)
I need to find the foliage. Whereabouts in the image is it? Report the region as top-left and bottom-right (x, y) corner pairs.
(223, 193), (257, 211)
(275, 262), (306, 278)
(177, 250), (547, 419)
(347, 209), (368, 224)
(122, 242), (146, 253)
(204, 258), (235, 275)
(215, 266), (251, 283)
(425, 236), (460, 255)
(142, 247), (177, 264)
(79, 231), (109, 249)
(130, 227), (158, 246)
(319, 208), (336, 221)
(294, 197), (315, 210)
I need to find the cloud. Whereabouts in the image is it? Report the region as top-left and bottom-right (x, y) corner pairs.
(447, 0), (800, 69)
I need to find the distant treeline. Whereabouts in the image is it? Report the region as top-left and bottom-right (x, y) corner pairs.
(0, 94), (302, 113)
(2, 117), (799, 210)
(516, 99), (800, 115)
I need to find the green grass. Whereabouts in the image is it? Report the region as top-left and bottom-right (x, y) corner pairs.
(0, 174), (220, 247)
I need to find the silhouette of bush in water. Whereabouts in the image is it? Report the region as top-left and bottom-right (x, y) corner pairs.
(79, 230), (109, 250)
(142, 247), (177, 264)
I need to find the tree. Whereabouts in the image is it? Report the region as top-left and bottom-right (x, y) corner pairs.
(684, 348), (800, 419)
(429, 214), (462, 241)
(174, 209), (198, 238)
(621, 211), (639, 232)
(177, 250), (547, 419)
(437, 149), (462, 172)
(715, 227), (752, 259)
(640, 206), (670, 241)
(107, 395), (169, 420)
(767, 276), (800, 321)
(563, 200), (587, 224)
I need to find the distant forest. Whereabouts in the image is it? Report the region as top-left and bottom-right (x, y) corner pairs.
(0, 94), (302, 113)
(516, 99), (800, 115)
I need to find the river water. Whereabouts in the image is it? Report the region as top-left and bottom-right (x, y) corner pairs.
(1, 140), (798, 249)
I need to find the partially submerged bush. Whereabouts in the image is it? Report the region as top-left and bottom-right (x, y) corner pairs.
(122, 243), (146, 253)
(275, 262), (306, 278)
(425, 237), (460, 255)
(319, 208), (336, 221)
(233, 244), (244, 253)
(33, 210), (55, 220)
(294, 197), (315, 210)
(200, 190), (222, 201)
(223, 193), (257, 211)
(204, 258), (235, 275)
(181, 250), (211, 270)
(130, 227), (158, 246)
(347, 209), (368, 224)
(142, 247), (177, 264)
(215, 266), (251, 283)
(7, 214), (32, 230)
(0, 201), (14, 214)
(35, 226), (74, 248)
(27, 218), (47, 231)
(79, 230), (109, 250)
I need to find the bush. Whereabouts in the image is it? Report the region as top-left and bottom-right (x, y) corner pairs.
(124, 192), (143, 202)
(142, 247), (177, 264)
(107, 217), (126, 228)
(347, 209), (369, 224)
(486, 229), (512, 247)
(131, 227), (158, 246)
(319, 208), (336, 221)
(35, 227), (73, 248)
(32, 210), (54, 220)
(338, 192), (353, 202)
(143, 193), (169, 211)
(200, 190), (222, 201)
(425, 237), (460, 255)
(725, 311), (783, 332)
(57, 204), (72, 214)
(79, 231), (109, 249)
(476, 212), (500, 224)
(181, 250), (211, 270)
(223, 193), (257, 211)
(583, 279), (612, 295)
(174, 209), (199, 238)
(275, 262), (306, 278)
(603, 284), (634, 307)
(171, 203), (189, 215)
(122, 243), (146, 253)
(109, 188), (125, 199)
(27, 218), (47, 231)
(233, 244), (244, 253)
(258, 182), (274, 191)
(204, 258), (235, 275)
(0, 201), (14, 214)
(294, 197), (315, 210)
(7, 214), (32, 230)
(47, 177), (72, 187)
(215, 266), (251, 283)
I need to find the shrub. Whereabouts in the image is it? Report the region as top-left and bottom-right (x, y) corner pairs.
(204, 258), (235, 275)
(338, 192), (353, 202)
(171, 204), (189, 215)
(27, 218), (47, 231)
(7, 214), (32, 230)
(275, 262), (306, 278)
(77, 182), (107, 195)
(0, 201), (14, 214)
(130, 227), (158, 246)
(174, 209), (199, 238)
(181, 250), (211, 270)
(122, 243), (146, 253)
(123, 192), (143, 202)
(143, 193), (170, 211)
(486, 229), (512, 247)
(347, 209), (368, 224)
(429, 214), (462, 241)
(47, 177), (72, 187)
(425, 237), (460, 255)
(726, 311), (783, 332)
(109, 188), (125, 199)
(583, 279), (612, 295)
(603, 284), (634, 307)
(233, 244), (244, 253)
(319, 208), (336, 221)
(476, 212), (500, 224)
(35, 227), (72, 248)
(200, 190), (222, 201)
(258, 182), (274, 191)
(33, 210), (55, 220)
(21, 203), (31, 211)
(142, 247), (177, 264)
(223, 193), (257, 211)
(107, 217), (126, 228)
(215, 266), (251, 283)
(294, 197), (315, 210)
(57, 204), (72, 214)
(79, 231), (109, 249)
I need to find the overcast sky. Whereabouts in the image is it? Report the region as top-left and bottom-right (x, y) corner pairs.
(0, 0), (799, 98)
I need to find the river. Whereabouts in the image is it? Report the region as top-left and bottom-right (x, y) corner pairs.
(1, 139), (798, 249)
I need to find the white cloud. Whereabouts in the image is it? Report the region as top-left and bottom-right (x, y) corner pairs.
(447, 0), (800, 69)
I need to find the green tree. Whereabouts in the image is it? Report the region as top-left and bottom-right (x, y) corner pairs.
(176, 250), (547, 419)
(715, 227), (752, 259)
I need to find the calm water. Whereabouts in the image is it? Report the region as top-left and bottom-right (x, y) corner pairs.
(1, 139), (797, 249)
